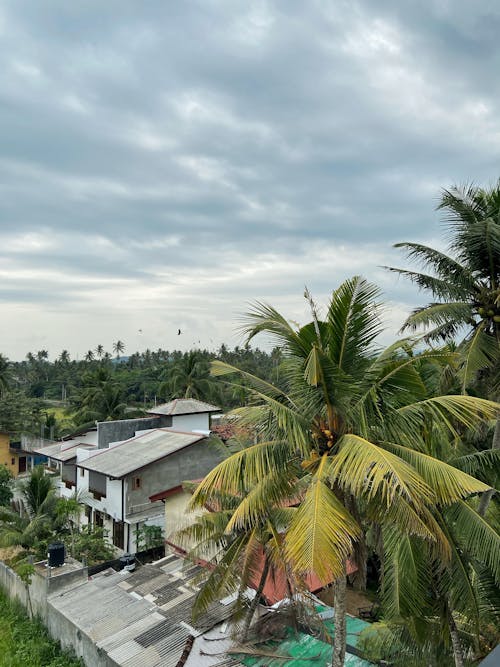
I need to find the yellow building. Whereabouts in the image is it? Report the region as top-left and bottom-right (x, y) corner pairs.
(0, 431), (27, 477)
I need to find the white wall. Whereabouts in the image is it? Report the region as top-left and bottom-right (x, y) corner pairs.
(170, 413), (210, 432)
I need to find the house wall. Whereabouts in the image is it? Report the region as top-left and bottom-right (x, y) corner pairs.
(169, 413), (210, 432)
(97, 416), (170, 449)
(124, 439), (222, 517)
(0, 433), (19, 477)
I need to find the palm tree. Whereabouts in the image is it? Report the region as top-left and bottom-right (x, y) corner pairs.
(387, 182), (500, 515)
(0, 354), (11, 396)
(190, 277), (497, 666)
(160, 351), (212, 400)
(95, 344), (105, 360)
(58, 350), (70, 364)
(84, 350), (95, 362)
(112, 340), (125, 360)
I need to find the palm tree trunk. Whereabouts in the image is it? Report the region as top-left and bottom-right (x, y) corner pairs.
(352, 534), (368, 591)
(242, 555), (270, 642)
(448, 607), (465, 667)
(478, 416), (500, 516)
(332, 564), (347, 667)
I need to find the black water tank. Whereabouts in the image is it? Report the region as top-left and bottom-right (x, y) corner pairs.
(47, 542), (65, 567)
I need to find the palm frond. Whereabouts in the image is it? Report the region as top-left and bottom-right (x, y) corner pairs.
(389, 242), (478, 291)
(239, 301), (312, 357)
(397, 395), (499, 436)
(326, 276), (383, 372)
(328, 434), (433, 506)
(450, 449), (500, 477)
(189, 440), (292, 509)
(285, 456), (360, 583)
(382, 442), (491, 505)
(381, 527), (429, 618)
(402, 303), (474, 335)
(446, 501), (500, 583)
(459, 323), (499, 392)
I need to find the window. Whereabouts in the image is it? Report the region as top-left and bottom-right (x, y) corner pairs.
(132, 477), (141, 490)
(11, 458), (15, 466)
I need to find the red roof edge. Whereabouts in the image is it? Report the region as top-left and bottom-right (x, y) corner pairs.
(149, 485), (184, 502)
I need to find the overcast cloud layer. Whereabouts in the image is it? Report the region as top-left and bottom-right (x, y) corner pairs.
(1, 1), (499, 359)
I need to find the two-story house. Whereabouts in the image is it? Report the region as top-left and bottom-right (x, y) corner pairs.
(76, 427), (222, 552)
(34, 399), (222, 553)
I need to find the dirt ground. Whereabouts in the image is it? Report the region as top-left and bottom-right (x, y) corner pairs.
(316, 585), (374, 617)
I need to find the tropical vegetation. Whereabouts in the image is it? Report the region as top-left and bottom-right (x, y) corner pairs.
(187, 276), (499, 667)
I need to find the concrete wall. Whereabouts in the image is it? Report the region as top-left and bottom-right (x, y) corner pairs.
(97, 416), (170, 449)
(0, 560), (113, 667)
(169, 413), (210, 432)
(125, 439), (222, 516)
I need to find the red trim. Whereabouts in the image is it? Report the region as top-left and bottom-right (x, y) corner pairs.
(149, 485), (183, 502)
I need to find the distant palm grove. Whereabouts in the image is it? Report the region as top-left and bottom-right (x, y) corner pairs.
(0, 182), (499, 667)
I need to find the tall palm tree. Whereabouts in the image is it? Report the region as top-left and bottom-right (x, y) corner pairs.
(95, 344), (105, 360)
(191, 277), (497, 666)
(84, 350), (95, 362)
(112, 340), (125, 360)
(160, 351), (212, 400)
(0, 354), (11, 396)
(387, 182), (500, 514)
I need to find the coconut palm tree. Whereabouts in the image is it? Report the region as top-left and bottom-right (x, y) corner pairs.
(0, 354), (11, 396)
(387, 182), (500, 515)
(84, 350), (95, 362)
(112, 340), (125, 360)
(95, 344), (105, 360)
(160, 351), (212, 400)
(191, 277), (498, 666)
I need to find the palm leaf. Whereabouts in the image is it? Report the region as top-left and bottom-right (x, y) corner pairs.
(382, 442), (491, 505)
(189, 440), (293, 509)
(396, 395), (499, 436)
(285, 456), (360, 583)
(445, 501), (500, 583)
(381, 527), (429, 618)
(328, 434), (433, 506)
(459, 323), (499, 392)
(326, 276), (383, 373)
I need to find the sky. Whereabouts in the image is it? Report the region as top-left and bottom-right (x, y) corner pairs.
(1, 1), (499, 360)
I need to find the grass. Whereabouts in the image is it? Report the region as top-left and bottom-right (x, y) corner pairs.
(0, 588), (82, 666)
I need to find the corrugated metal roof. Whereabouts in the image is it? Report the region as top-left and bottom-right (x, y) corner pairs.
(49, 554), (235, 667)
(148, 399), (220, 417)
(78, 429), (206, 478)
(33, 441), (97, 462)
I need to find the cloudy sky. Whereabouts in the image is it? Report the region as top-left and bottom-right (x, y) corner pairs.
(1, 1), (499, 360)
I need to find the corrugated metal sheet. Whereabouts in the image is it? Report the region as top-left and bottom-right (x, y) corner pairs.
(148, 399), (220, 417)
(49, 555), (235, 667)
(78, 429), (205, 478)
(33, 441), (96, 462)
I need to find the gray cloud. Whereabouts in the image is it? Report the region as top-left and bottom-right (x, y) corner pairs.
(1, 0), (499, 358)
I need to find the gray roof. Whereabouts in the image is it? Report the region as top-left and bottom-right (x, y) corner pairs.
(147, 398), (220, 417)
(33, 441), (96, 462)
(78, 428), (205, 478)
(49, 554), (238, 667)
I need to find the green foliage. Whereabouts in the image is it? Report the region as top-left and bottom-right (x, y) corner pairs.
(0, 589), (82, 666)
(134, 524), (164, 551)
(71, 525), (115, 565)
(0, 390), (44, 436)
(0, 464), (13, 506)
